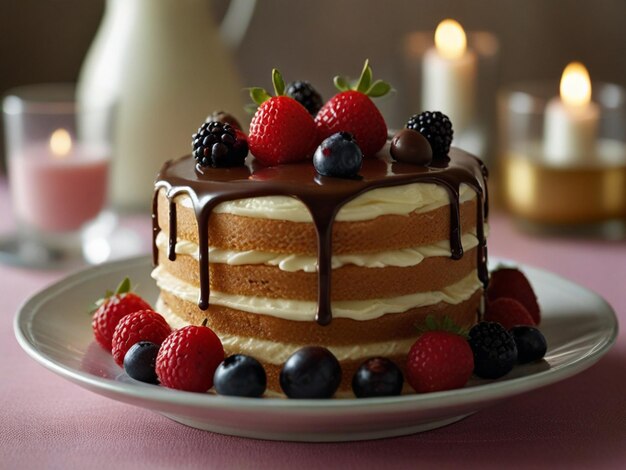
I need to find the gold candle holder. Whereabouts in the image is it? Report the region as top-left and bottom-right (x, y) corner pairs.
(498, 81), (626, 236)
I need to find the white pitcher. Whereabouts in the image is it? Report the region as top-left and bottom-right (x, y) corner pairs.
(77, 0), (256, 211)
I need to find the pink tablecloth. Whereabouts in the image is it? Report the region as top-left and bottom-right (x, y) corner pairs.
(1, 177), (625, 470)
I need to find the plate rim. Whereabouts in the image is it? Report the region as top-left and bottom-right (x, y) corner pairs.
(14, 254), (619, 413)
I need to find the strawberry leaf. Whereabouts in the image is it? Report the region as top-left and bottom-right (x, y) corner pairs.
(115, 277), (131, 295)
(366, 80), (391, 98)
(333, 75), (350, 92)
(244, 103), (259, 115)
(416, 314), (469, 338)
(272, 69), (286, 96)
(356, 60), (372, 93)
(249, 87), (271, 106)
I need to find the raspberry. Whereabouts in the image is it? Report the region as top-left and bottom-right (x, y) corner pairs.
(487, 268), (541, 324)
(484, 297), (536, 330)
(155, 324), (224, 392)
(111, 310), (171, 367)
(192, 121), (248, 168)
(91, 278), (152, 352)
(406, 331), (474, 393)
(469, 322), (518, 379)
(406, 111), (453, 158)
(286, 81), (323, 116)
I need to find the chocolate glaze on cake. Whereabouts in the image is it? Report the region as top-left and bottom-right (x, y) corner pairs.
(152, 146), (489, 326)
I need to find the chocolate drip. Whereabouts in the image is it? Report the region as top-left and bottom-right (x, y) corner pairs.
(152, 147), (489, 325)
(168, 201), (177, 261)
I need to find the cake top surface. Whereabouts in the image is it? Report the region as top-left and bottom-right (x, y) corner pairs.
(156, 146), (487, 214)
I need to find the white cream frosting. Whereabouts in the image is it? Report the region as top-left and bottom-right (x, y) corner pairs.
(174, 182), (477, 223)
(156, 298), (418, 364)
(155, 227), (488, 272)
(151, 265), (481, 322)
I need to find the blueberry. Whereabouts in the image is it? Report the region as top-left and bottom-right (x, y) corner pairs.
(510, 326), (547, 364)
(279, 346), (342, 399)
(469, 322), (518, 379)
(313, 132), (362, 178)
(352, 357), (404, 398)
(213, 354), (267, 398)
(123, 341), (160, 384)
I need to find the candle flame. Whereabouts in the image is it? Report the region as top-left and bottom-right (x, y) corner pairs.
(435, 19), (467, 60)
(560, 62), (592, 107)
(50, 128), (72, 158)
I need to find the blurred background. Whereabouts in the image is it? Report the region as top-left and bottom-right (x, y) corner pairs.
(1, 0), (625, 236)
(2, 0), (625, 155)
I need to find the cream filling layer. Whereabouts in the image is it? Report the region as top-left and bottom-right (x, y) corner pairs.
(175, 182), (477, 223)
(155, 229), (487, 272)
(156, 298), (417, 364)
(151, 265), (481, 322)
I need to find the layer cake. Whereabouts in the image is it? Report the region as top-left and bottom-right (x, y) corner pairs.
(151, 145), (489, 396)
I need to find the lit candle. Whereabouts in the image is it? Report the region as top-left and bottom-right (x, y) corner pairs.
(10, 129), (109, 232)
(543, 62), (599, 164)
(422, 19), (476, 133)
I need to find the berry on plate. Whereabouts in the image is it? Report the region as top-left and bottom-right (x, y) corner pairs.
(123, 341), (160, 384)
(406, 329), (474, 393)
(352, 357), (404, 398)
(315, 60), (390, 157)
(248, 69), (317, 166)
(279, 346), (342, 399)
(487, 267), (541, 324)
(313, 132), (363, 178)
(468, 321), (518, 379)
(111, 309), (171, 367)
(91, 277), (152, 352)
(156, 321), (224, 393)
(192, 120), (248, 168)
(510, 326), (547, 364)
(484, 297), (536, 330)
(406, 111), (453, 158)
(214, 354), (267, 398)
(286, 80), (323, 116)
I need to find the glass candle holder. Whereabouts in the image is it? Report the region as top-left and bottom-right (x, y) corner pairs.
(1, 83), (112, 268)
(498, 82), (626, 237)
(403, 26), (500, 165)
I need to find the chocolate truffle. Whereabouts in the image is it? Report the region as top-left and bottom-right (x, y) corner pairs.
(208, 110), (242, 130)
(390, 129), (433, 166)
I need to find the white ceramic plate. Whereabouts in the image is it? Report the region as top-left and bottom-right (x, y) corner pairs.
(15, 256), (617, 442)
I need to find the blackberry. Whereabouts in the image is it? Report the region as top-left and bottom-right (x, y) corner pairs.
(192, 121), (248, 168)
(286, 81), (323, 116)
(469, 322), (518, 379)
(406, 111), (453, 158)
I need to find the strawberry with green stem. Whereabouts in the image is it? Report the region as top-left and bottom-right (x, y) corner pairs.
(91, 277), (152, 352)
(406, 315), (474, 393)
(315, 60), (391, 157)
(248, 69), (317, 166)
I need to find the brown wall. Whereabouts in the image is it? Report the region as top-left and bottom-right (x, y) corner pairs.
(1, 0), (625, 163)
